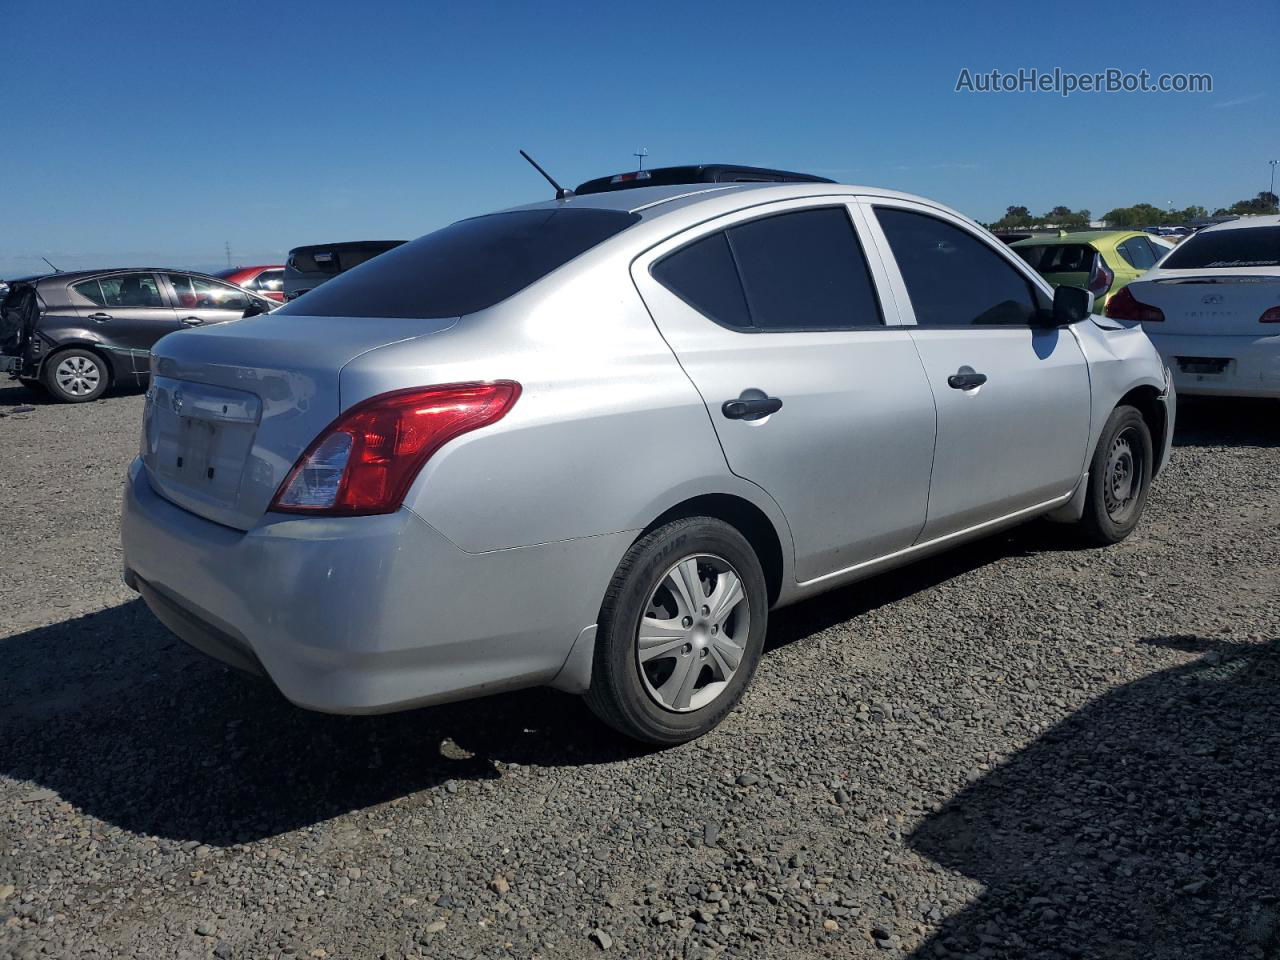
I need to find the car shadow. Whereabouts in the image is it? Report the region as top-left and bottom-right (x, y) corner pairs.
(907, 634), (1280, 959)
(0, 380), (145, 408)
(1173, 396), (1278, 448)
(0, 521), (1080, 847)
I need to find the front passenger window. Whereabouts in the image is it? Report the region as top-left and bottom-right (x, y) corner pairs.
(875, 208), (1040, 326)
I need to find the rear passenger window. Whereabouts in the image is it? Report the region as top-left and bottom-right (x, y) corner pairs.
(651, 232), (751, 329)
(876, 208), (1039, 326)
(653, 207), (883, 331)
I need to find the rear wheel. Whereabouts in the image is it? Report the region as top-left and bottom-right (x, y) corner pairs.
(585, 517), (768, 744)
(1077, 404), (1153, 545)
(43, 348), (108, 403)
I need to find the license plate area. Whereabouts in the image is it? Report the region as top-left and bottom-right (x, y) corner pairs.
(143, 377), (261, 511)
(1175, 356), (1231, 376)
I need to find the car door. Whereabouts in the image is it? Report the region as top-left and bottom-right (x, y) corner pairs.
(864, 200), (1092, 541)
(631, 199), (937, 584)
(164, 273), (254, 328)
(69, 272), (179, 355)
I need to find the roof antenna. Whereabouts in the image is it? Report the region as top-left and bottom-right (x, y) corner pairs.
(520, 150), (573, 200)
(633, 148), (648, 171)
(41, 256), (60, 272)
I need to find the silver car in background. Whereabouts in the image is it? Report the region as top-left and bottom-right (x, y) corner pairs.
(121, 181), (1174, 743)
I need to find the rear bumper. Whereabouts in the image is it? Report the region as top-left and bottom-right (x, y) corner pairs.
(1147, 332), (1280, 398)
(120, 458), (625, 713)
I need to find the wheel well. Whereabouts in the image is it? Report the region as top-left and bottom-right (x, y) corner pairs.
(643, 494), (785, 606)
(41, 343), (115, 386)
(1118, 385), (1166, 472)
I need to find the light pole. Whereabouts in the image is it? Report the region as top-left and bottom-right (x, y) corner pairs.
(1270, 159), (1279, 198)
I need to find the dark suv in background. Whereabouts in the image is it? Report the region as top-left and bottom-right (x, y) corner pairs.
(0, 269), (273, 402)
(283, 240), (405, 301)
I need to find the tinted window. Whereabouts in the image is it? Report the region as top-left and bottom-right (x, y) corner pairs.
(1118, 238), (1156, 270)
(167, 274), (249, 311)
(652, 232), (751, 329)
(254, 269), (284, 292)
(1161, 227), (1280, 269)
(876, 208), (1039, 326)
(1015, 243), (1096, 274)
(76, 273), (164, 308)
(728, 208), (883, 330)
(279, 210), (639, 319)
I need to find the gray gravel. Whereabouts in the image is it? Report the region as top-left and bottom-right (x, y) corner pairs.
(2, 381), (1277, 960)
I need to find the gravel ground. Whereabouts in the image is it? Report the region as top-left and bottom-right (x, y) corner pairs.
(1, 382), (1277, 960)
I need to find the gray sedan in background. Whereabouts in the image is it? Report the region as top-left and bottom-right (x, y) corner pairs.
(121, 180), (1174, 743)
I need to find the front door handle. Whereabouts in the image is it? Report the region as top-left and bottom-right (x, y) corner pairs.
(180, 316), (205, 326)
(947, 371), (988, 390)
(87, 312), (112, 322)
(722, 396), (783, 420)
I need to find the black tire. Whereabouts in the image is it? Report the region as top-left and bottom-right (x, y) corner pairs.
(42, 348), (109, 403)
(585, 517), (768, 745)
(1077, 404), (1153, 545)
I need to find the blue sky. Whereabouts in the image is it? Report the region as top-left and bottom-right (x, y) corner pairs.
(2, 0), (1276, 275)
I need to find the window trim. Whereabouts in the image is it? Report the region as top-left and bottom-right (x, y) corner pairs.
(866, 201), (1055, 330)
(648, 203), (888, 334)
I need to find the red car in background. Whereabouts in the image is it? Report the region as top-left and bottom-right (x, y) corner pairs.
(215, 265), (286, 302)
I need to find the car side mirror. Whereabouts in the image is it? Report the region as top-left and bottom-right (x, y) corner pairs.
(242, 300), (270, 318)
(1048, 285), (1093, 326)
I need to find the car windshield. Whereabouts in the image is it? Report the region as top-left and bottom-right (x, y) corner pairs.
(1014, 244), (1096, 273)
(277, 209), (640, 319)
(1160, 226), (1280, 269)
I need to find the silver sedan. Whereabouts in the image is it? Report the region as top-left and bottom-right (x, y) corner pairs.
(121, 181), (1174, 743)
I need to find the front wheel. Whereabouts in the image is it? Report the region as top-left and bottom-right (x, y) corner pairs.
(1077, 404), (1153, 545)
(585, 517), (768, 745)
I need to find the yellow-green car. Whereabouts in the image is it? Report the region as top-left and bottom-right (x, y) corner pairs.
(1011, 231), (1170, 313)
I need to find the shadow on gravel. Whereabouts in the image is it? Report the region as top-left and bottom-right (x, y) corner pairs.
(0, 599), (643, 846)
(1173, 397), (1279, 449)
(0, 380), (144, 407)
(908, 635), (1280, 960)
(1, 520), (1084, 847)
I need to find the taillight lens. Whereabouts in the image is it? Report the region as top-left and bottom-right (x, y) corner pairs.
(271, 381), (521, 516)
(1105, 286), (1165, 323)
(1087, 254), (1114, 297)
(1260, 306), (1280, 323)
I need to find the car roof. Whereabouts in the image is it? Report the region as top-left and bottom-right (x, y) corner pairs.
(1198, 214), (1280, 233)
(1011, 230), (1140, 247)
(574, 164), (834, 195)
(503, 181), (967, 223)
(22, 268), (228, 286)
(287, 241), (405, 254)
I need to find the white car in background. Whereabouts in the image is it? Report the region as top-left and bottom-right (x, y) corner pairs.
(1106, 215), (1280, 398)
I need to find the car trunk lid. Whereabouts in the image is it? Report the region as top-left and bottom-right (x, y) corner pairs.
(142, 312), (458, 530)
(1128, 271), (1280, 336)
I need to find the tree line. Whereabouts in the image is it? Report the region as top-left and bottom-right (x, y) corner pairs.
(988, 191), (1279, 230)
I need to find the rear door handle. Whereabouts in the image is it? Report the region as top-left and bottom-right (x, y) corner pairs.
(722, 396), (783, 420)
(87, 312), (112, 322)
(180, 316), (205, 326)
(947, 372), (987, 390)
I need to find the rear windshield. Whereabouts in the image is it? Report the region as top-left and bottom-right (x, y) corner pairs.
(277, 209), (640, 319)
(1161, 226), (1280, 269)
(288, 243), (404, 276)
(1014, 244), (1096, 273)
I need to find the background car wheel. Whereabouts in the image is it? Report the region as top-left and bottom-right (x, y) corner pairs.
(584, 517), (768, 745)
(1078, 404), (1153, 545)
(43, 348), (109, 403)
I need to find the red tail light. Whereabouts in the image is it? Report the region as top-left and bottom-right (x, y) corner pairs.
(1260, 306), (1280, 323)
(271, 381), (521, 516)
(1087, 254), (1114, 297)
(1105, 286), (1165, 323)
